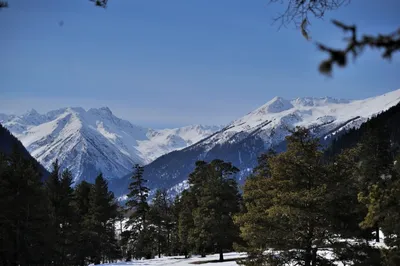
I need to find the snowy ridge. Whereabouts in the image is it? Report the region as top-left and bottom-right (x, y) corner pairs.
(0, 108), (221, 183)
(197, 89), (400, 150)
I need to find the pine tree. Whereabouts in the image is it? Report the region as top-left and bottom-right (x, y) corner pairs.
(234, 150), (278, 261)
(169, 195), (183, 256)
(86, 173), (119, 264)
(149, 189), (171, 258)
(124, 164), (152, 259)
(358, 151), (400, 265)
(178, 190), (195, 258)
(45, 159), (64, 264)
(237, 127), (372, 266)
(73, 180), (93, 266)
(357, 124), (394, 242)
(187, 159), (241, 261)
(58, 169), (76, 265)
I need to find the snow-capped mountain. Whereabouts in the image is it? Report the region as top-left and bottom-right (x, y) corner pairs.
(0, 107), (221, 183)
(109, 89), (400, 197)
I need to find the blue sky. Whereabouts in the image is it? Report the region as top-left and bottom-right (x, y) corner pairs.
(1, 0), (399, 128)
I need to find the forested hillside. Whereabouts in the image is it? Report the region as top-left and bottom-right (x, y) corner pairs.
(0, 123), (49, 178)
(326, 102), (400, 157)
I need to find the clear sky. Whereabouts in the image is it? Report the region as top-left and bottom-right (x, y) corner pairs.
(1, 0), (399, 128)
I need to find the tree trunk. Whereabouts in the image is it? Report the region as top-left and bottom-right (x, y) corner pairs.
(158, 230), (161, 258)
(375, 227), (380, 242)
(311, 247), (317, 266)
(304, 246), (312, 266)
(219, 249), (224, 262)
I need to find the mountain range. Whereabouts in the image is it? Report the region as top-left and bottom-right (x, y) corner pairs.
(109, 89), (400, 197)
(0, 107), (221, 183)
(1, 89), (400, 196)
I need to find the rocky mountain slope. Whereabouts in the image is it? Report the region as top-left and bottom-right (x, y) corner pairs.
(0, 107), (220, 183)
(109, 89), (400, 197)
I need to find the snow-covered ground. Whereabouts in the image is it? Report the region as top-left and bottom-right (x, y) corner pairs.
(97, 231), (388, 266)
(93, 252), (247, 266)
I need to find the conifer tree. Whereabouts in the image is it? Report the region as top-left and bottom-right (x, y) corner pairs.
(357, 125), (394, 242)
(73, 180), (93, 266)
(237, 127), (372, 266)
(187, 159), (241, 261)
(358, 152), (400, 265)
(149, 189), (171, 258)
(45, 159), (64, 264)
(0, 148), (52, 265)
(234, 150), (278, 262)
(178, 190), (196, 258)
(58, 169), (76, 265)
(169, 195), (183, 256)
(86, 173), (119, 264)
(124, 164), (152, 259)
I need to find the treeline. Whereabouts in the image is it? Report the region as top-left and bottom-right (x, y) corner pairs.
(0, 148), (243, 265)
(0, 152), (120, 265)
(120, 160), (242, 262)
(120, 121), (400, 265)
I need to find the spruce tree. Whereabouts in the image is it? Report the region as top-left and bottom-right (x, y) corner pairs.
(86, 173), (119, 264)
(45, 159), (64, 264)
(149, 189), (171, 258)
(73, 180), (93, 266)
(124, 164), (152, 259)
(58, 169), (76, 265)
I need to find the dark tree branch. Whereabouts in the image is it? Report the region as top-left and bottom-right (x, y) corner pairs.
(0, 1), (107, 9)
(270, 0), (350, 40)
(90, 0), (108, 8)
(0, 1), (8, 9)
(317, 20), (400, 76)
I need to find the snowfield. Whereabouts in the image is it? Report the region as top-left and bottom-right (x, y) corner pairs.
(93, 252), (247, 266)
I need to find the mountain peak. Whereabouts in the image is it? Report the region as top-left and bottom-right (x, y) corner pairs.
(258, 96), (294, 114)
(88, 107), (113, 116)
(99, 107), (112, 115)
(24, 108), (39, 116)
